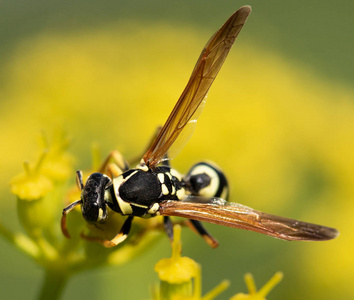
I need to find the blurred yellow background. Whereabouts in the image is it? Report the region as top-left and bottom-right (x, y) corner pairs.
(0, 1), (353, 299)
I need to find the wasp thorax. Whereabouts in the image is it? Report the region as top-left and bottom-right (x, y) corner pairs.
(81, 173), (111, 223)
(119, 170), (162, 205)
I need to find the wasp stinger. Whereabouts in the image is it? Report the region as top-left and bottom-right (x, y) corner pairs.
(61, 6), (338, 248)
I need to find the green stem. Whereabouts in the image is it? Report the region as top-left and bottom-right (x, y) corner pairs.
(38, 269), (69, 300)
(0, 220), (40, 258)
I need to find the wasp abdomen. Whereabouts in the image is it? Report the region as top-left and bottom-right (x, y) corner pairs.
(184, 162), (229, 200)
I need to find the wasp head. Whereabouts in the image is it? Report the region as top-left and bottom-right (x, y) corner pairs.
(81, 172), (111, 223)
(61, 171), (112, 239)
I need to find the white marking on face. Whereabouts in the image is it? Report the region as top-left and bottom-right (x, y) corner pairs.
(98, 208), (104, 221)
(171, 185), (175, 195)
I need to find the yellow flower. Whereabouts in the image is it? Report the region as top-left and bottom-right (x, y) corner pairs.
(231, 272), (283, 300)
(10, 156), (53, 201)
(154, 225), (229, 300)
(4, 134), (163, 299)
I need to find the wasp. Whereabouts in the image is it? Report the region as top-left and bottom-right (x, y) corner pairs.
(61, 6), (338, 248)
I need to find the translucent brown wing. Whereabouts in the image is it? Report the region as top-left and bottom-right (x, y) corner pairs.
(143, 6), (252, 168)
(159, 198), (339, 241)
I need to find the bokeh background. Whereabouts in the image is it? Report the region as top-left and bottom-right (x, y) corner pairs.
(0, 0), (353, 299)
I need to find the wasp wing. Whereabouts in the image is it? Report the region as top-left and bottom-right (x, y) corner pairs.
(143, 6), (252, 168)
(159, 197), (338, 241)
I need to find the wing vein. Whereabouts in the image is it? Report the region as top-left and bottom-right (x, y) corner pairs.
(143, 6), (252, 167)
(159, 200), (339, 241)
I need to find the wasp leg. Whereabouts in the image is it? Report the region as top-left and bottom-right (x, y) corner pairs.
(163, 216), (174, 242)
(106, 163), (125, 179)
(61, 200), (82, 238)
(103, 216), (134, 247)
(80, 216), (134, 247)
(99, 150), (130, 174)
(186, 219), (219, 248)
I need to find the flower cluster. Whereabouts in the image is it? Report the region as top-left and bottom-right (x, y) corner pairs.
(2, 133), (282, 299)
(4, 133), (162, 299)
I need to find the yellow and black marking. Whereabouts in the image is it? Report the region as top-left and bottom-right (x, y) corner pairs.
(184, 162), (229, 200)
(61, 6), (338, 248)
